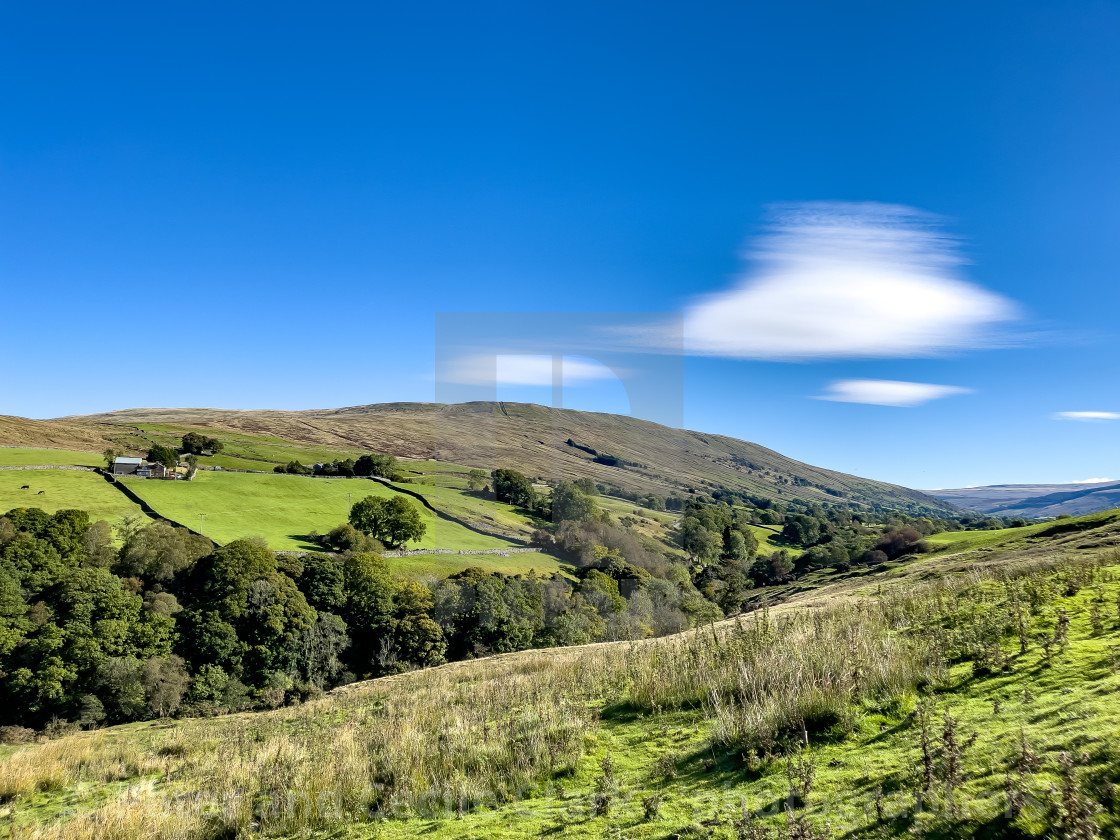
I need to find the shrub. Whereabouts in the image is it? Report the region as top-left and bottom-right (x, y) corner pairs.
(0, 725), (35, 745)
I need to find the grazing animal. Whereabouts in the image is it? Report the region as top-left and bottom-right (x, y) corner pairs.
(20, 485), (29, 490)
(36, 490), (44, 495)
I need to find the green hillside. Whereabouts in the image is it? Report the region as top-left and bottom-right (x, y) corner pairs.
(925, 510), (1120, 553)
(4, 507), (1119, 840)
(0, 448), (103, 467)
(58, 402), (960, 516)
(120, 470), (527, 553)
(0, 469), (142, 522)
(405, 464), (541, 539)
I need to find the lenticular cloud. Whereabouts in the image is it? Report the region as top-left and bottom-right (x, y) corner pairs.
(816, 379), (973, 407)
(684, 202), (1018, 360)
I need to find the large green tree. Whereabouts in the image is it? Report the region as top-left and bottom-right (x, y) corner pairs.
(466, 469), (488, 492)
(348, 496), (426, 549)
(490, 469), (536, 507)
(551, 481), (601, 524)
(147, 444), (179, 468)
(181, 540), (316, 682)
(353, 453), (398, 478)
(180, 433), (223, 455)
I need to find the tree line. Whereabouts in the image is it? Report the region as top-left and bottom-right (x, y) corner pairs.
(0, 497), (721, 729)
(0, 462), (1026, 731)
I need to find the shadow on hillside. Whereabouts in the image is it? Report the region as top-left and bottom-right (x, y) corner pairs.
(288, 533), (331, 552)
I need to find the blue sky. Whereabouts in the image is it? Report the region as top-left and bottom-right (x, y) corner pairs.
(2, 1), (1118, 490)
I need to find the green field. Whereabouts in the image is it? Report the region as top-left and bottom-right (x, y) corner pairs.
(134, 423), (372, 472)
(403, 459), (485, 476)
(388, 550), (571, 579)
(925, 511), (1120, 553)
(746, 522), (790, 553)
(0, 469), (142, 522)
(596, 494), (679, 525)
(407, 478), (541, 538)
(120, 470), (532, 554)
(925, 527), (1033, 552)
(0, 447), (103, 467)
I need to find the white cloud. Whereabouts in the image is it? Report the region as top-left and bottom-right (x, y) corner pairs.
(683, 202), (1018, 360)
(1054, 411), (1120, 422)
(441, 354), (618, 386)
(816, 379), (973, 407)
(1068, 477), (1117, 484)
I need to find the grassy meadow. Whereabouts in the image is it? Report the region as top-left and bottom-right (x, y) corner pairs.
(405, 470), (542, 540)
(926, 510), (1120, 554)
(3, 541), (1118, 840)
(925, 522), (1053, 552)
(119, 470), (529, 554)
(0, 448), (104, 467)
(131, 423), (379, 472)
(746, 522), (790, 554)
(386, 550), (570, 579)
(0, 469), (142, 523)
(0, 447), (572, 577)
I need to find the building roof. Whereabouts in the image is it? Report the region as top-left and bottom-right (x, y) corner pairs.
(114, 457), (143, 465)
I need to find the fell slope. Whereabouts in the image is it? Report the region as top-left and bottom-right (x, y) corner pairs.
(63, 402), (958, 515)
(930, 480), (1120, 518)
(7, 508), (1119, 840)
(0, 414), (146, 452)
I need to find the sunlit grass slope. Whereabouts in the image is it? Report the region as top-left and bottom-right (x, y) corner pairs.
(926, 510), (1120, 554)
(4, 545), (1118, 840)
(0, 448), (103, 467)
(120, 470), (530, 554)
(0, 470), (141, 523)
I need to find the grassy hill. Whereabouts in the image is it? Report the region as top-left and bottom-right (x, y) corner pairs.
(930, 480), (1120, 519)
(0, 447), (571, 578)
(0, 448), (104, 467)
(35, 401), (960, 516)
(0, 415), (147, 453)
(0, 469), (143, 522)
(119, 470), (536, 554)
(5, 507), (1119, 840)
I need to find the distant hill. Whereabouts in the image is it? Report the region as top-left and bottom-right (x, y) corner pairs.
(929, 479), (1120, 518)
(22, 401), (961, 516)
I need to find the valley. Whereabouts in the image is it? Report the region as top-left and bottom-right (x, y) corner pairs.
(2, 406), (1117, 840)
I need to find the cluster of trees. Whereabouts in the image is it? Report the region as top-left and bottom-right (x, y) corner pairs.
(274, 453), (403, 480)
(487, 467), (685, 517)
(2, 454), (1026, 732)
(147, 444), (180, 468)
(274, 461), (314, 475)
(491, 468), (540, 509)
(180, 433), (223, 455)
(489, 469), (621, 526)
(561, 438), (645, 470)
(348, 496), (426, 549)
(0, 502), (728, 730)
(0, 509), (206, 728)
(675, 496), (1009, 612)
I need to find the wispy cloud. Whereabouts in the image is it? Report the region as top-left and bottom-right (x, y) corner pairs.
(1054, 411), (1120, 422)
(816, 379), (973, 407)
(683, 202), (1019, 360)
(440, 354), (619, 387)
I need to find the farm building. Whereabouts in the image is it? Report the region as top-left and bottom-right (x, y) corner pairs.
(112, 457), (169, 479)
